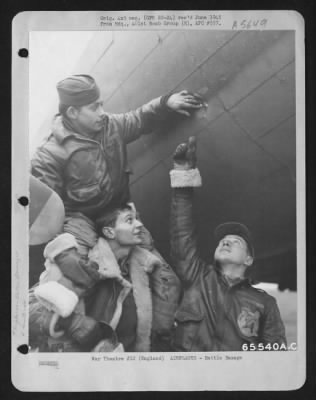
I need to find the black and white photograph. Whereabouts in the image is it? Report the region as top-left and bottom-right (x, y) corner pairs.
(12, 10), (305, 391)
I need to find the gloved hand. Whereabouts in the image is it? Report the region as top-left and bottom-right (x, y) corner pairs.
(173, 136), (197, 170)
(55, 249), (101, 291)
(170, 136), (202, 188)
(34, 280), (80, 340)
(43, 232), (101, 290)
(34, 281), (79, 318)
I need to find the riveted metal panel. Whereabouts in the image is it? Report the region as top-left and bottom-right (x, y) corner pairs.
(197, 31), (284, 97)
(198, 111), (280, 180)
(259, 115), (296, 169)
(229, 62), (295, 139)
(218, 31), (295, 109)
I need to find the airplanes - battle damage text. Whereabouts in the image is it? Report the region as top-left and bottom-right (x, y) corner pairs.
(90, 345), (297, 363)
(40, 341), (298, 370)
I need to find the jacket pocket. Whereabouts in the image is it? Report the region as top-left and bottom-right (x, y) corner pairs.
(173, 309), (204, 351)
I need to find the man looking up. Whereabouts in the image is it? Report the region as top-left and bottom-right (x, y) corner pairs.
(87, 203), (168, 352)
(169, 137), (287, 351)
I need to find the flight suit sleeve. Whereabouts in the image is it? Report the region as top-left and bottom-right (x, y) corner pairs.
(261, 296), (287, 346)
(55, 249), (101, 292)
(113, 95), (173, 144)
(43, 233), (101, 295)
(170, 186), (207, 287)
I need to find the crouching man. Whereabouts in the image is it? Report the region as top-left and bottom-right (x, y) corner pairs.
(169, 137), (287, 351)
(29, 203), (179, 352)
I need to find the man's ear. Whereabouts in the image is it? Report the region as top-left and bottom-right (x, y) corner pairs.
(66, 106), (79, 120)
(245, 255), (254, 267)
(102, 227), (115, 240)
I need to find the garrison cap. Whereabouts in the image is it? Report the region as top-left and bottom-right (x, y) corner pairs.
(57, 75), (100, 106)
(214, 222), (254, 257)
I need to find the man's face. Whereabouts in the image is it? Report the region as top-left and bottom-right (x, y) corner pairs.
(74, 98), (106, 133)
(112, 209), (143, 246)
(214, 234), (253, 267)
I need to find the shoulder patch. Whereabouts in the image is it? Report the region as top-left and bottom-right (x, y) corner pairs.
(237, 307), (260, 337)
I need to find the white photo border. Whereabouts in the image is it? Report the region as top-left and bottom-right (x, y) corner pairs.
(12, 10), (305, 391)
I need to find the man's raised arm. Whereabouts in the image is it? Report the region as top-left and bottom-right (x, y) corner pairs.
(169, 137), (207, 286)
(117, 91), (206, 144)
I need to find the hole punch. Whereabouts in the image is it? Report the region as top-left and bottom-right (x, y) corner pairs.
(17, 344), (29, 354)
(18, 48), (29, 58)
(18, 196), (29, 206)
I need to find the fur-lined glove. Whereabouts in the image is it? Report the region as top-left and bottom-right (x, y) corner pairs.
(170, 136), (202, 188)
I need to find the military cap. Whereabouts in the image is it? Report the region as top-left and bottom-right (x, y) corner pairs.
(214, 221), (255, 257)
(57, 74), (100, 106)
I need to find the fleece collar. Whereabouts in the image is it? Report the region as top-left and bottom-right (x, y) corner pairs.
(89, 238), (161, 352)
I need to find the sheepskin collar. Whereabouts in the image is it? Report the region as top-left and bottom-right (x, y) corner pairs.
(90, 238), (157, 352)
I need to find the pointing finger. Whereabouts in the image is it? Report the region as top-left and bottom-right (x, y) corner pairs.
(174, 143), (188, 159)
